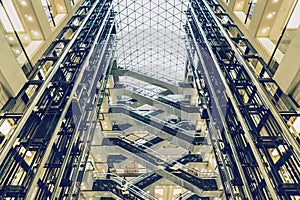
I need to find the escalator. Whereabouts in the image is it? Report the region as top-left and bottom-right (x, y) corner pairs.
(133, 154), (203, 189)
(109, 106), (206, 145)
(100, 137), (219, 195)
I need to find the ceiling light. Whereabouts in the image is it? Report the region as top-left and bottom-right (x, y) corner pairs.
(237, 3), (242, 8)
(23, 35), (30, 41)
(272, 0), (279, 2)
(15, 49), (21, 54)
(20, 1), (27, 6)
(267, 12), (276, 19)
(267, 13), (273, 19)
(58, 4), (64, 11)
(261, 27), (270, 33)
(27, 16), (33, 21)
(7, 36), (14, 41)
(31, 30), (39, 36)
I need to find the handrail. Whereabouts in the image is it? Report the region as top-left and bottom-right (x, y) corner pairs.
(94, 172), (158, 200)
(106, 132), (218, 178)
(110, 104), (203, 138)
(123, 84), (198, 111)
(174, 191), (194, 200)
(129, 170), (154, 184)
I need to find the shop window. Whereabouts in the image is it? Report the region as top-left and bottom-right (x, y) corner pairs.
(41, 0), (67, 27)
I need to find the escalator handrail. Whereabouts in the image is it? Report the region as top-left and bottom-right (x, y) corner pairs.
(109, 104), (203, 138)
(94, 172), (158, 200)
(111, 133), (218, 178)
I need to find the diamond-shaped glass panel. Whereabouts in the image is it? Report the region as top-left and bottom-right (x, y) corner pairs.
(114, 0), (188, 83)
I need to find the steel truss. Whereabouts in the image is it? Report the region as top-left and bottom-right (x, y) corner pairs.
(185, 0), (300, 199)
(0, 0), (116, 199)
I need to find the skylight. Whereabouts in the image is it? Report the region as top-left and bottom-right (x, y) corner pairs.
(113, 0), (189, 83)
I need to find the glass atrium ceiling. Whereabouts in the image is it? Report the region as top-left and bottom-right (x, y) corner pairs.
(113, 0), (189, 83)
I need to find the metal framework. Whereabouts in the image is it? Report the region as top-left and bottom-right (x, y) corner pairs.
(0, 0), (299, 199)
(113, 0), (189, 82)
(0, 0), (116, 199)
(185, 0), (300, 199)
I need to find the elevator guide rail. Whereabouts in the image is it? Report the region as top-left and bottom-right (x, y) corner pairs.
(0, 0), (116, 199)
(185, 0), (300, 199)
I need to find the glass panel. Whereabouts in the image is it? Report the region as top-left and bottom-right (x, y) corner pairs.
(41, 0), (67, 26)
(0, 1), (24, 32)
(246, 0), (257, 21)
(268, 1), (300, 73)
(114, 0), (189, 83)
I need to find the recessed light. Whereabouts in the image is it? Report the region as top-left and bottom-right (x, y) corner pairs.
(7, 36), (14, 41)
(58, 4), (64, 11)
(262, 27), (270, 33)
(27, 16), (33, 21)
(267, 13), (273, 19)
(31, 31), (39, 36)
(23, 35), (30, 41)
(20, 0), (27, 6)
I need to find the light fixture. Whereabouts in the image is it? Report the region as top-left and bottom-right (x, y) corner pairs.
(31, 30), (39, 36)
(237, 3), (242, 8)
(261, 27), (270, 33)
(23, 35), (30, 41)
(57, 4), (64, 11)
(272, 0), (279, 2)
(15, 49), (21, 54)
(7, 35), (14, 41)
(26, 151), (33, 157)
(27, 16), (33, 21)
(267, 13), (273, 19)
(20, 0), (27, 6)
(267, 12), (276, 19)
